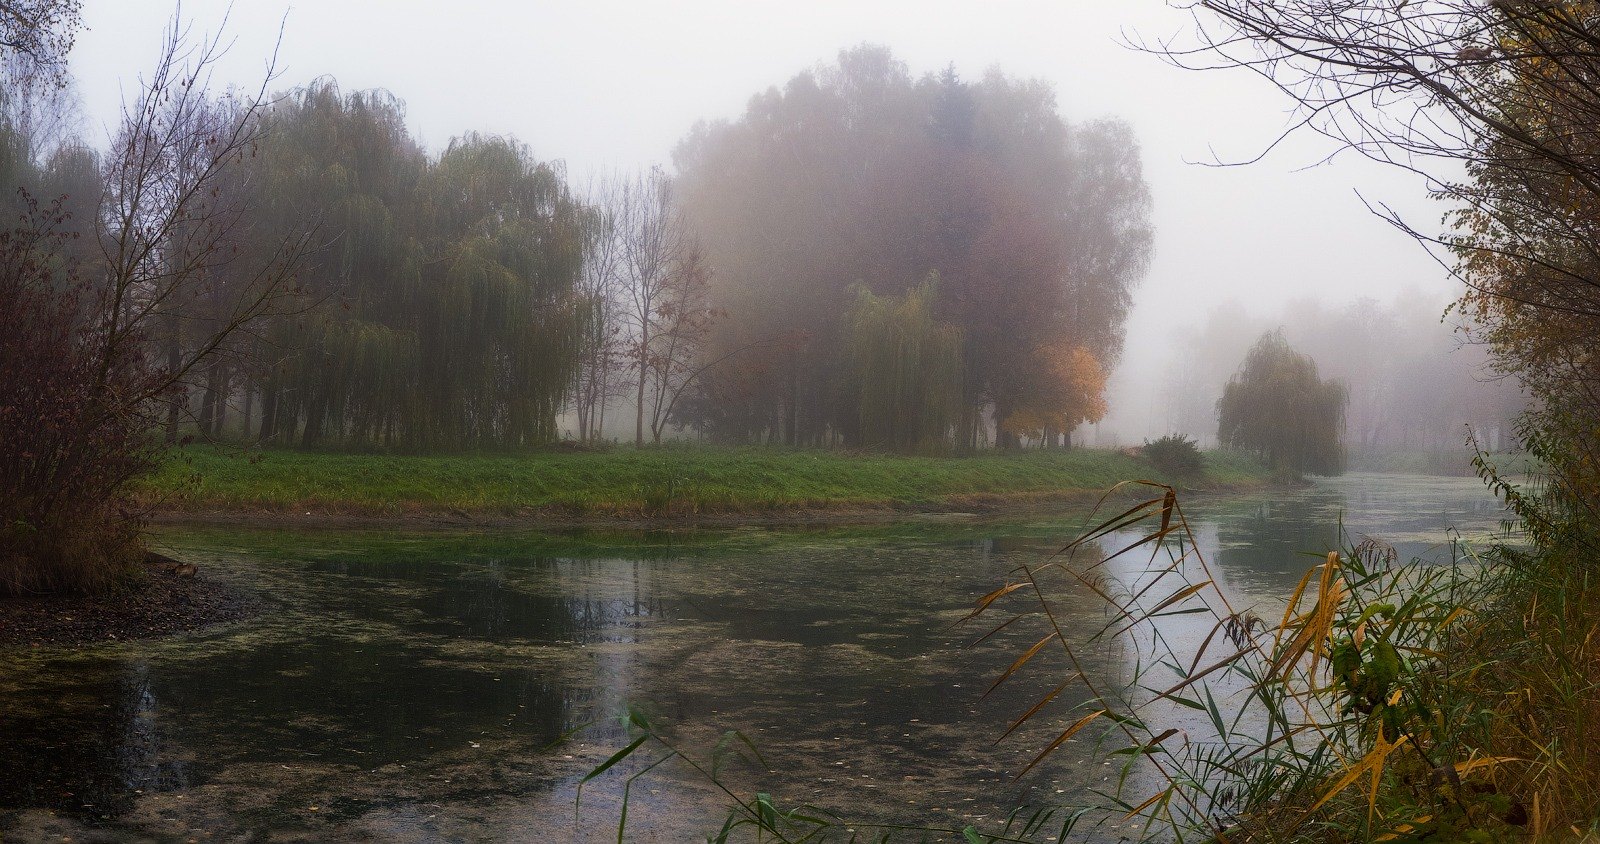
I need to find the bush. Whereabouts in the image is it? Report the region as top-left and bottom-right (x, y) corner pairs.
(0, 199), (160, 594)
(1143, 434), (1204, 477)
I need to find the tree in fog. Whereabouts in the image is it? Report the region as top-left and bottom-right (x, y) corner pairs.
(1167, 1), (1600, 522)
(247, 81), (426, 447)
(839, 278), (965, 452)
(245, 82), (586, 449)
(673, 46), (1151, 451)
(1217, 331), (1348, 476)
(571, 177), (628, 443)
(0, 0), (80, 83)
(609, 167), (719, 447)
(1158, 297), (1523, 455)
(2, 17), (308, 593)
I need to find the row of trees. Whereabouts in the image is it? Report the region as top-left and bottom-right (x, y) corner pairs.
(10, 48), (1152, 457)
(161, 83), (724, 451)
(0, 18), (1153, 591)
(0, 71), (735, 452)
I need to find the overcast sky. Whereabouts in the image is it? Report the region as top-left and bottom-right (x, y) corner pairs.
(70, 1), (1456, 440)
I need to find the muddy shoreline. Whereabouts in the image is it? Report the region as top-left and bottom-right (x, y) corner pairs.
(0, 559), (262, 649)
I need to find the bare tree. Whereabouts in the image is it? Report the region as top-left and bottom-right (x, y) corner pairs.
(0, 0), (80, 84)
(2, 11), (311, 593)
(96, 14), (312, 434)
(572, 174), (628, 443)
(0, 51), (81, 164)
(639, 244), (722, 444)
(617, 166), (697, 447)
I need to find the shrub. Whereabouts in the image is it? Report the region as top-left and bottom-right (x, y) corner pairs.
(0, 198), (161, 594)
(1143, 433), (1204, 477)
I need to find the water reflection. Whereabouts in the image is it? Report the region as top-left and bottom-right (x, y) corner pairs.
(0, 659), (182, 818)
(0, 474), (1505, 841)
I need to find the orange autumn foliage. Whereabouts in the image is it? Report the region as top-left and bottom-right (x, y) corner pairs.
(1000, 344), (1108, 439)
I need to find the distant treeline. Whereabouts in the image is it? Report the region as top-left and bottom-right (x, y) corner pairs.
(1157, 296), (1525, 456)
(1, 46), (1151, 453)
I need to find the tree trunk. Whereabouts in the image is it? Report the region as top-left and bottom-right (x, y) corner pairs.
(573, 368), (588, 444)
(596, 367), (608, 442)
(163, 328), (183, 443)
(241, 383), (254, 441)
(993, 402), (1018, 450)
(634, 321), (650, 448)
(301, 392), (324, 449)
(198, 363), (223, 438)
(213, 368), (229, 437)
(784, 368), (799, 447)
(260, 385), (279, 442)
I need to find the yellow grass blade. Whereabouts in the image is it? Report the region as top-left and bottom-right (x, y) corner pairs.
(985, 633), (1056, 698)
(1017, 709), (1105, 778)
(1123, 787), (1169, 821)
(1307, 735), (1408, 815)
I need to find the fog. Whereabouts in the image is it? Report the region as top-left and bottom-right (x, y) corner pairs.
(67, 1), (1476, 446)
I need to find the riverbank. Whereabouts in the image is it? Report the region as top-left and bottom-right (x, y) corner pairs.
(0, 555), (260, 648)
(136, 445), (1274, 528)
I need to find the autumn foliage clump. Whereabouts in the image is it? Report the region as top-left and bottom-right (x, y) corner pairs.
(0, 199), (159, 595)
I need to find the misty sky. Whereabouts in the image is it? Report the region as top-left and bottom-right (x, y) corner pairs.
(69, 1), (1457, 441)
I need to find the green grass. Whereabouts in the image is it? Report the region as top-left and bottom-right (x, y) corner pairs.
(137, 445), (1272, 519)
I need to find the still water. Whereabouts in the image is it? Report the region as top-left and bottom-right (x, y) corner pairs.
(0, 474), (1507, 841)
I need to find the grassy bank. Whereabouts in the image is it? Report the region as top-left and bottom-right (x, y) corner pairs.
(136, 445), (1271, 521)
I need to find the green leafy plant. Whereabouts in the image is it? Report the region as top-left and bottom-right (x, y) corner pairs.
(1141, 434), (1204, 478)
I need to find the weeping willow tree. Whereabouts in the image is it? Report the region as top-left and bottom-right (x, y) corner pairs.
(415, 133), (586, 448)
(1217, 330), (1348, 476)
(247, 82), (585, 450)
(839, 278), (964, 453)
(248, 80), (425, 448)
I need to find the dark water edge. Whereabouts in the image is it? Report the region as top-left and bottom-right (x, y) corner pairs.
(0, 474), (1508, 842)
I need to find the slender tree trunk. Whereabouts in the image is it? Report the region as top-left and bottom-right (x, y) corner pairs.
(163, 323), (183, 443)
(259, 384), (278, 441)
(993, 402), (1018, 450)
(301, 392), (324, 449)
(241, 382), (254, 441)
(634, 321), (649, 448)
(596, 366), (608, 441)
(198, 363), (223, 438)
(213, 368), (229, 437)
(784, 368), (798, 447)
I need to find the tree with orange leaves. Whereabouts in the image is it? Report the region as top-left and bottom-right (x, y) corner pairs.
(999, 343), (1109, 449)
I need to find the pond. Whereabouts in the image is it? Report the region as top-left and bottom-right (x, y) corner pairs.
(0, 473), (1509, 842)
